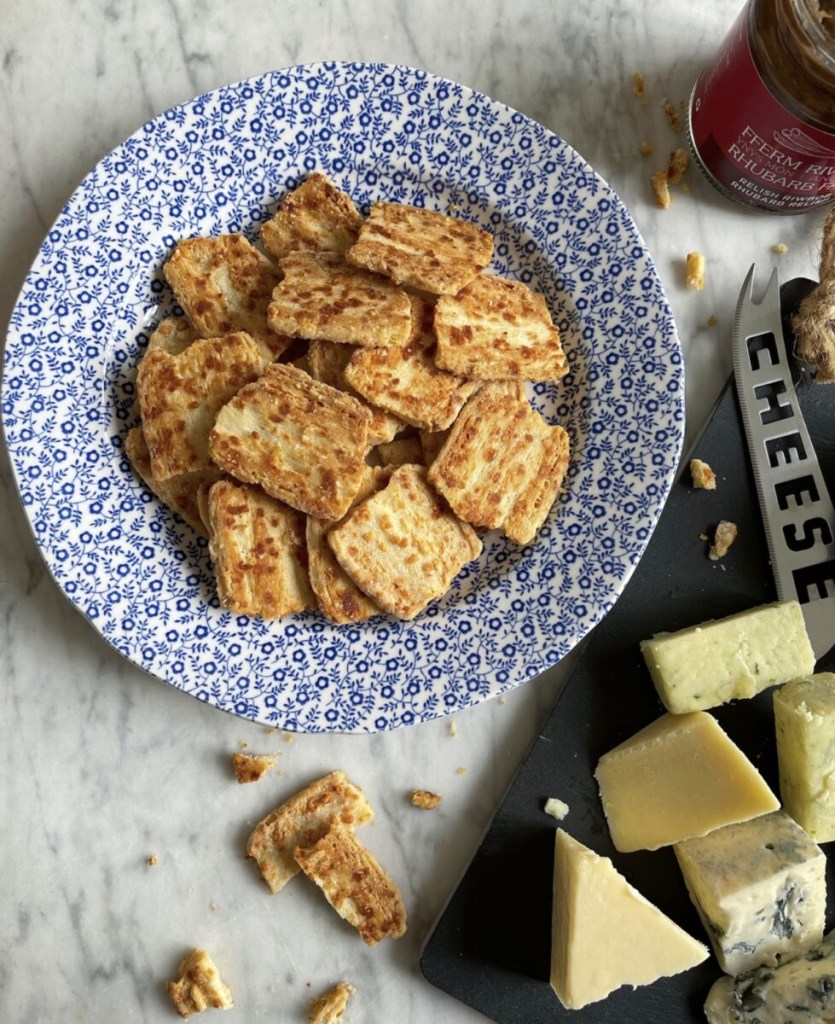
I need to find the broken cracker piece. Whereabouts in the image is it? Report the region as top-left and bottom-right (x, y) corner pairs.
(125, 425), (222, 537)
(308, 981), (356, 1024)
(246, 771), (373, 894)
(346, 200), (493, 295)
(144, 315), (199, 359)
(267, 251), (412, 348)
(345, 296), (481, 430)
(709, 520), (738, 560)
(163, 233), (289, 361)
(205, 479), (315, 619)
(544, 797), (570, 820)
(294, 821), (407, 945)
(663, 98), (684, 131)
(633, 71), (646, 97)
(690, 458), (716, 490)
(410, 789), (442, 810)
(667, 147), (689, 184)
(209, 363), (372, 520)
(686, 251), (706, 290)
(639, 141), (654, 156)
(231, 751), (279, 784)
(427, 382), (570, 544)
(327, 464), (482, 620)
(137, 332), (265, 481)
(261, 172), (362, 262)
(434, 273), (568, 381)
(168, 948), (233, 1019)
(651, 169), (672, 209)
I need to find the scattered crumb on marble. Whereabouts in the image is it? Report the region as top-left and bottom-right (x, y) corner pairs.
(662, 97), (684, 131)
(651, 169), (671, 209)
(772, 242), (789, 254)
(632, 71), (646, 97)
(667, 147), (689, 184)
(639, 140), (654, 156)
(456, 766), (468, 775)
(231, 751), (279, 784)
(283, 733), (295, 743)
(707, 314), (718, 327)
(168, 948), (234, 1018)
(681, 181), (692, 195)
(308, 981), (356, 1024)
(239, 741), (248, 750)
(498, 695), (506, 705)
(210, 902), (218, 912)
(690, 458), (716, 490)
(449, 721), (457, 737)
(410, 789), (443, 810)
(147, 854), (158, 867)
(686, 251), (706, 290)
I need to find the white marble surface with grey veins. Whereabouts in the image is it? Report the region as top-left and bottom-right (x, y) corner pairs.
(0, 1), (829, 1022)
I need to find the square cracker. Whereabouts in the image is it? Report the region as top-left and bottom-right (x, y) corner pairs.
(137, 332), (265, 481)
(306, 467), (390, 625)
(164, 233), (290, 360)
(267, 251), (412, 347)
(293, 821), (407, 946)
(327, 464), (482, 620)
(247, 771), (373, 894)
(205, 478), (315, 619)
(427, 382), (570, 544)
(261, 172), (363, 262)
(209, 363), (372, 520)
(124, 426), (222, 537)
(344, 296), (481, 431)
(434, 273), (569, 381)
(308, 339), (403, 445)
(346, 201), (493, 295)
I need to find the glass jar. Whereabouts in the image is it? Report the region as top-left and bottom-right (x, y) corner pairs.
(688, 0), (835, 213)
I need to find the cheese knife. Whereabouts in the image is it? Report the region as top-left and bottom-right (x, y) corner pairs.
(732, 264), (835, 660)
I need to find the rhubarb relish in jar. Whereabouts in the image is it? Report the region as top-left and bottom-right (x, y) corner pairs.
(689, 0), (835, 212)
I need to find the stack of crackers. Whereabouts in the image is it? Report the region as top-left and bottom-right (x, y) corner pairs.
(129, 173), (571, 623)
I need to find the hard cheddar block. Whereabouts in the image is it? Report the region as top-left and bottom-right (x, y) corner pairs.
(640, 601), (815, 714)
(774, 672), (835, 843)
(674, 810), (826, 975)
(550, 830), (708, 1010)
(594, 711), (779, 852)
(704, 929), (835, 1024)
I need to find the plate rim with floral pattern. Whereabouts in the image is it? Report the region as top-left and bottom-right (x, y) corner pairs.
(1, 61), (683, 733)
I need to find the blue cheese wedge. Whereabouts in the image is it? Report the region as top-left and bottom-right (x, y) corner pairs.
(640, 601), (815, 714)
(550, 830), (708, 1010)
(674, 810), (826, 975)
(704, 929), (835, 1024)
(774, 673), (835, 843)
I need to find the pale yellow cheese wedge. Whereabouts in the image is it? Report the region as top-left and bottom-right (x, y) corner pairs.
(595, 711), (779, 852)
(774, 672), (835, 843)
(550, 830), (708, 1010)
(640, 600), (815, 714)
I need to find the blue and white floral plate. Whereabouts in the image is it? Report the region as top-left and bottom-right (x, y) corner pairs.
(2, 62), (683, 733)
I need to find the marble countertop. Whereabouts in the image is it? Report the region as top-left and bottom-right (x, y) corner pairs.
(1, 2), (830, 1022)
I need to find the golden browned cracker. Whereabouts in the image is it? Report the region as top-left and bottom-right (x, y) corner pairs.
(261, 172), (363, 262)
(434, 273), (568, 381)
(167, 948), (234, 1018)
(209, 363), (372, 520)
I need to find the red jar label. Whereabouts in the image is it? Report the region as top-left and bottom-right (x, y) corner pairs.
(690, 4), (835, 212)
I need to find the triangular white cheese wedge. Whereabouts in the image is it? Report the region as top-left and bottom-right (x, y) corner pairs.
(550, 830), (708, 1010)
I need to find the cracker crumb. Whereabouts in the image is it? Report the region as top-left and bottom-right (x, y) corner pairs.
(147, 854), (158, 867)
(449, 720), (457, 737)
(456, 766), (468, 775)
(410, 789), (443, 810)
(209, 902), (218, 912)
(772, 242), (789, 254)
(699, 532), (709, 541)
(633, 71), (646, 97)
(639, 140), (654, 156)
(709, 520), (738, 560)
(663, 98), (684, 131)
(686, 251), (706, 290)
(690, 458), (717, 490)
(167, 948), (234, 1019)
(498, 695), (507, 705)
(308, 981), (355, 1024)
(707, 314), (718, 327)
(667, 147), (689, 184)
(544, 797), (570, 820)
(231, 751), (278, 784)
(680, 181), (692, 196)
(651, 170), (672, 209)
(283, 733), (295, 743)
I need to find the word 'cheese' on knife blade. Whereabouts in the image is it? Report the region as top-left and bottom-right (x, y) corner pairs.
(732, 264), (835, 661)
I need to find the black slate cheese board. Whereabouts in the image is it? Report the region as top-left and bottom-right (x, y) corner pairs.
(420, 278), (835, 1024)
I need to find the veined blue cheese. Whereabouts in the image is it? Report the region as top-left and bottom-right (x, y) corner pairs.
(640, 601), (815, 714)
(774, 673), (835, 844)
(704, 929), (835, 1024)
(674, 810), (826, 975)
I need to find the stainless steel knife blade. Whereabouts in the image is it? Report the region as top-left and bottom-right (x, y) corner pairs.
(732, 264), (835, 660)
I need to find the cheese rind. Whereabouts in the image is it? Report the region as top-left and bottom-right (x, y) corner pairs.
(774, 672), (835, 843)
(704, 929), (835, 1024)
(550, 830), (708, 1010)
(674, 810), (826, 975)
(640, 601), (815, 714)
(595, 711), (779, 852)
